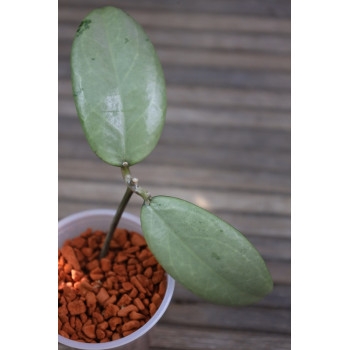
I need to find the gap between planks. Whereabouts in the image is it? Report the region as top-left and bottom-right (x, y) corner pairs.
(59, 80), (291, 110)
(58, 179), (290, 216)
(173, 282), (290, 309)
(58, 99), (291, 131)
(58, 139), (291, 174)
(58, 24), (290, 55)
(58, 158), (290, 194)
(148, 324), (290, 350)
(159, 302), (290, 334)
(58, 8), (290, 34)
(58, 0), (291, 18)
(58, 62), (290, 92)
(58, 117), (290, 153)
(59, 43), (291, 72)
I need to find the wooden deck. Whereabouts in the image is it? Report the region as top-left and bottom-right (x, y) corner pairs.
(58, 0), (291, 349)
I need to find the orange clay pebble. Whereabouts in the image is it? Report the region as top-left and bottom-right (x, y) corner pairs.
(85, 292), (96, 308)
(128, 287), (138, 298)
(71, 269), (84, 282)
(118, 304), (138, 317)
(63, 285), (76, 302)
(82, 324), (96, 339)
(117, 293), (132, 307)
(151, 293), (162, 308)
(75, 318), (82, 332)
(104, 294), (117, 306)
(100, 258), (112, 272)
(112, 333), (121, 341)
(81, 247), (93, 257)
(123, 330), (135, 337)
(61, 245), (81, 270)
(96, 288), (110, 305)
(136, 274), (149, 288)
(96, 329), (105, 340)
(97, 321), (108, 330)
(142, 256), (158, 268)
(64, 263), (72, 274)
(108, 317), (122, 331)
(131, 233), (147, 246)
(152, 270), (164, 284)
(113, 228), (127, 246)
(103, 304), (119, 319)
(130, 311), (146, 320)
(71, 236), (86, 249)
(58, 228), (167, 343)
(70, 316), (76, 328)
(90, 267), (104, 281)
(122, 282), (133, 291)
(159, 280), (167, 297)
(122, 320), (140, 332)
(133, 297), (145, 311)
(80, 313), (88, 324)
(86, 259), (99, 271)
(67, 300), (86, 315)
(149, 303), (157, 317)
(130, 276), (147, 294)
(92, 312), (104, 324)
(62, 322), (75, 336)
(144, 267), (153, 278)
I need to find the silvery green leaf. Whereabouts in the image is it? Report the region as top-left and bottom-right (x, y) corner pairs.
(141, 196), (273, 306)
(71, 7), (166, 166)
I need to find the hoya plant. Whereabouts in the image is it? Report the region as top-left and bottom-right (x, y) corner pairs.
(71, 6), (273, 306)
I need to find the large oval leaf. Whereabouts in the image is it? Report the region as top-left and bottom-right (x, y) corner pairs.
(141, 196), (273, 306)
(71, 7), (166, 166)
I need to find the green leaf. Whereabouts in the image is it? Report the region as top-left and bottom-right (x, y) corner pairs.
(141, 196), (273, 306)
(71, 7), (166, 166)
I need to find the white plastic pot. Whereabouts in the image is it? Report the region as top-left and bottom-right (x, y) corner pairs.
(58, 209), (175, 350)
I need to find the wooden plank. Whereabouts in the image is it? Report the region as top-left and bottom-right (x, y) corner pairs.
(59, 43), (291, 72)
(167, 85), (290, 110)
(59, 24), (290, 54)
(149, 324), (291, 350)
(266, 260), (290, 285)
(58, 179), (290, 216)
(58, 138), (290, 173)
(162, 66), (290, 90)
(58, 200), (290, 239)
(58, 0), (291, 18)
(59, 61), (290, 91)
(58, 158), (290, 194)
(156, 48), (291, 71)
(59, 8), (290, 34)
(59, 80), (290, 110)
(248, 236), (290, 260)
(161, 303), (290, 333)
(215, 212), (290, 238)
(59, 98), (290, 131)
(173, 283), (290, 309)
(58, 117), (290, 152)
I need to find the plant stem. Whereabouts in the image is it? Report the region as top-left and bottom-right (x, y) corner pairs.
(99, 186), (133, 259)
(99, 162), (151, 259)
(121, 162), (152, 204)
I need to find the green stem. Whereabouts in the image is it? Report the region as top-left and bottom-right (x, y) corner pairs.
(121, 162), (151, 204)
(99, 162), (151, 259)
(99, 186), (133, 259)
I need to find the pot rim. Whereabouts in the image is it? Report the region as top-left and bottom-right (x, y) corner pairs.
(58, 208), (175, 349)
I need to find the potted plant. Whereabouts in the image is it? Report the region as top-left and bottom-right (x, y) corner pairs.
(58, 6), (273, 349)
